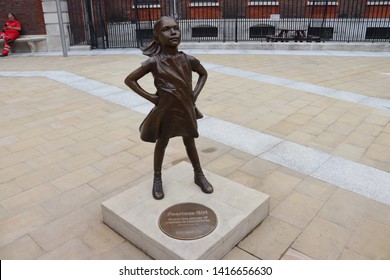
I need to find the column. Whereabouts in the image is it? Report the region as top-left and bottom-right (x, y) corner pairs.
(42, 0), (70, 52)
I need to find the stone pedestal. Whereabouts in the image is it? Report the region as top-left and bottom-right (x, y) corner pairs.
(102, 162), (269, 259)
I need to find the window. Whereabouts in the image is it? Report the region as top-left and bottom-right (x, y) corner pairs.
(190, 0), (219, 7)
(367, 1), (390, 5)
(136, 29), (154, 41)
(192, 25), (218, 38)
(308, 27), (334, 40)
(307, 1), (338, 5)
(365, 27), (390, 39)
(135, 0), (159, 4)
(249, 25), (275, 38)
(249, 1), (279, 6)
(133, 0), (160, 8)
(190, 0), (218, 2)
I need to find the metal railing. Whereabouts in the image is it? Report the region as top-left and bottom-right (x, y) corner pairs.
(67, 0), (390, 48)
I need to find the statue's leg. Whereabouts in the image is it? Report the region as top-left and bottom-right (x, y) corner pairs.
(153, 138), (169, 199)
(183, 137), (213, 194)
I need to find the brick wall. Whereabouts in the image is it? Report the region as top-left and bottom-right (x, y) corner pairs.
(0, 0), (45, 35)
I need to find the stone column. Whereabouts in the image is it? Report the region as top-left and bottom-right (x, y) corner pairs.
(42, 0), (70, 52)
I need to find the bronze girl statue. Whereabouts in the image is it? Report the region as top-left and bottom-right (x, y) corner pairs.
(125, 16), (213, 199)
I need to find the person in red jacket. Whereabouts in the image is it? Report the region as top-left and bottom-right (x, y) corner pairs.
(0, 13), (22, 57)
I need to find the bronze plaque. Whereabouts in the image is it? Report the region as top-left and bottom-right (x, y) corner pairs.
(159, 203), (217, 240)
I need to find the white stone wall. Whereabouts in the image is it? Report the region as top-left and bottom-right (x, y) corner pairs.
(42, 0), (70, 52)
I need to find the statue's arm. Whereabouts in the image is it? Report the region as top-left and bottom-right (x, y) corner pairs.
(192, 63), (208, 102)
(124, 64), (159, 105)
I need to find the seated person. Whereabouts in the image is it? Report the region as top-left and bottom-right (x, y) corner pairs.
(0, 13), (22, 57)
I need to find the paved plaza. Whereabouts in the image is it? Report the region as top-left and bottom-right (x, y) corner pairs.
(0, 47), (389, 260)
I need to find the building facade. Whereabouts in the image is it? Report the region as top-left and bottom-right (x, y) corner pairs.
(1, 0), (389, 52)
(0, 0), (70, 52)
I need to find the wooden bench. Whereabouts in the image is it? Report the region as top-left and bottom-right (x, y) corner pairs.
(0, 35), (46, 53)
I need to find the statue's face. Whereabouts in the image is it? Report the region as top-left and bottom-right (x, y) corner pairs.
(156, 17), (181, 47)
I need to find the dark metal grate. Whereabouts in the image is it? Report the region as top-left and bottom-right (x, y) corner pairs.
(249, 25), (275, 38)
(365, 27), (390, 40)
(192, 26), (218, 38)
(308, 27), (334, 40)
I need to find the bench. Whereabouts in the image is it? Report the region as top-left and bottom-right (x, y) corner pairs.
(266, 35), (321, 42)
(0, 35), (46, 53)
(266, 29), (321, 43)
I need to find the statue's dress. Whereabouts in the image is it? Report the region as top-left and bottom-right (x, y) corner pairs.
(139, 52), (203, 143)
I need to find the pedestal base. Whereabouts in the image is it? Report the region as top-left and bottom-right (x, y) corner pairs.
(101, 162), (269, 259)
